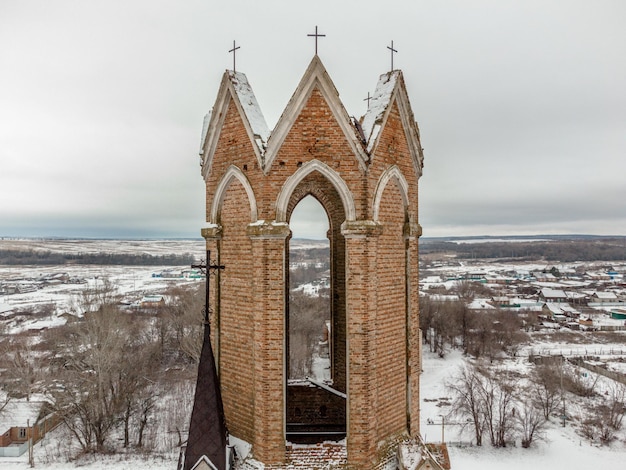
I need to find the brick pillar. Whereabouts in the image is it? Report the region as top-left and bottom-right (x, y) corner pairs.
(404, 221), (422, 436)
(247, 221), (290, 465)
(342, 220), (382, 468)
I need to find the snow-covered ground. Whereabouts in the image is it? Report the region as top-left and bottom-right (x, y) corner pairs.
(421, 349), (626, 470)
(2, 349), (625, 469)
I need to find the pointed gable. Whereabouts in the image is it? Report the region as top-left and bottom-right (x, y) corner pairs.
(361, 71), (400, 152)
(264, 56), (368, 173)
(200, 70), (269, 178)
(361, 71), (424, 177)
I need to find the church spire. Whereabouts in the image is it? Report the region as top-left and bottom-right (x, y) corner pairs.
(183, 252), (228, 470)
(183, 324), (228, 470)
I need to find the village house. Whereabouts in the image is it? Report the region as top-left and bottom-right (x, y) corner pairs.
(140, 294), (166, 308)
(539, 288), (568, 303)
(590, 291), (619, 304)
(0, 398), (60, 457)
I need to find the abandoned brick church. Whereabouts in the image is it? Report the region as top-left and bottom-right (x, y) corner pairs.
(193, 52), (426, 469)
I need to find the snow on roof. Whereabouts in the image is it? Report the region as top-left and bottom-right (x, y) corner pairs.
(544, 302), (571, 315)
(541, 288), (567, 298)
(199, 111), (211, 155)
(429, 294), (460, 302)
(1, 399), (44, 428)
(0, 302), (13, 314)
(594, 291), (618, 299)
(228, 71), (270, 148)
(468, 298), (495, 310)
(360, 71), (399, 153)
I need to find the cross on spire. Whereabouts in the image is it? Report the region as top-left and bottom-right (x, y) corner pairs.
(228, 40), (240, 72)
(387, 40), (398, 71)
(307, 25), (326, 55)
(364, 92), (372, 109)
(191, 250), (225, 325)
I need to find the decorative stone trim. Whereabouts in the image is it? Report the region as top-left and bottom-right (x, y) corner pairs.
(201, 225), (223, 240)
(246, 220), (291, 239)
(372, 165), (410, 222)
(403, 222), (422, 239)
(341, 220), (383, 238)
(211, 165), (258, 224)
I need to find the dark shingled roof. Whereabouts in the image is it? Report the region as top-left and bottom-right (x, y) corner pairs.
(183, 324), (227, 470)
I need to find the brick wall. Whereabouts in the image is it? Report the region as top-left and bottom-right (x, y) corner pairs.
(218, 180), (255, 444)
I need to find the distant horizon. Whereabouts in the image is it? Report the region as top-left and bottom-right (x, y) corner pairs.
(1, 233), (625, 242)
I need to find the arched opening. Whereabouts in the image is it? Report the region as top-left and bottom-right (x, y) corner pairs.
(285, 189), (347, 444)
(288, 196), (330, 381)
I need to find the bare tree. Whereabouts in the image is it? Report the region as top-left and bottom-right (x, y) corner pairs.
(288, 289), (329, 379)
(479, 368), (518, 447)
(46, 283), (161, 454)
(531, 362), (562, 420)
(602, 382), (626, 432)
(449, 364), (521, 448)
(48, 303), (130, 452)
(586, 382), (626, 444)
(1, 334), (44, 401)
(448, 365), (486, 446)
(162, 284), (204, 364)
(516, 397), (546, 448)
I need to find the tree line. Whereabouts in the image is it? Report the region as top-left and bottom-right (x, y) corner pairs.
(0, 249), (196, 266)
(421, 238), (626, 262)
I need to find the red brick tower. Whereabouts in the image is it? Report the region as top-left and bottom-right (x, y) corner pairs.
(199, 55), (424, 468)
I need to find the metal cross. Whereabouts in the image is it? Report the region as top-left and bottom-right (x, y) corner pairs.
(387, 40), (398, 71)
(307, 26), (326, 55)
(364, 92), (372, 109)
(191, 250), (225, 325)
(229, 40), (240, 72)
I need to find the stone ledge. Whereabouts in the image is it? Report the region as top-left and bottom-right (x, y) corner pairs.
(403, 222), (422, 239)
(246, 221), (291, 239)
(341, 220), (383, 238)
(201, 224), (223, 239)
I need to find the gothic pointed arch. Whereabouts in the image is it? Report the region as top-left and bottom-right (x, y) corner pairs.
(372, 165), (410, 222)
(275, 159), (355, 223)
(211, 165), (258, 224)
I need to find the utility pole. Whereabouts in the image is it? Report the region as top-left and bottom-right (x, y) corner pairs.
(27, 419), (34, 467)
(439, 415), (445, 443)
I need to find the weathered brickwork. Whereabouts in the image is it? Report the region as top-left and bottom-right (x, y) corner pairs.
(199, 57), (423, 468)
(218, 181), (255, 444)
(375, 178), (407, 441)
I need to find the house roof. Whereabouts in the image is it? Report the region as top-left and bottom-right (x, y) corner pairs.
(541, 288), (567, 298)
(544, 302), (577, 315)
(594, 291), (618, 299)
(1, 399), (43, 429)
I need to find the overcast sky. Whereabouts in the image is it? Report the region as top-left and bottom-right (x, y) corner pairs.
(1, 1), (624, 239)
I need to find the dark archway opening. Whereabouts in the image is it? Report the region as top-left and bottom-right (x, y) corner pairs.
(286, 193), (346, 444)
